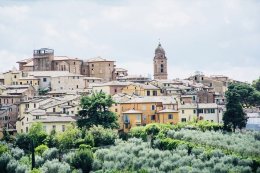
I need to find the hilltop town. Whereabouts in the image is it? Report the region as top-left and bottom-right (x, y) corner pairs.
(0, 43), (249, 135)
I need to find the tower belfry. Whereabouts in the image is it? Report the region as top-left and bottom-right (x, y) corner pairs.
(153, 43), (168, 80)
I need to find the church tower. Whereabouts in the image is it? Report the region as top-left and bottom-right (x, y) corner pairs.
(153, 43), (168, 80)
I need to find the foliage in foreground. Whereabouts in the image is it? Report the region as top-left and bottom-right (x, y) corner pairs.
(93, 138), (254, 173)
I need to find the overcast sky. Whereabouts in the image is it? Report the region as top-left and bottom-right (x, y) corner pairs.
(0, 0), (259, 82)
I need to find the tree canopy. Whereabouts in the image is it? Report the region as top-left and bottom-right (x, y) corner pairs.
(252, 77), (260, 92)
(223, 84), (248, 131)
(227, 83), (260, 108)
(77, 91), (119, 129)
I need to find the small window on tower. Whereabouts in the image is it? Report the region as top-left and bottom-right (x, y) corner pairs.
(161, 69), (164, 73)
(161, 64), (164, 68)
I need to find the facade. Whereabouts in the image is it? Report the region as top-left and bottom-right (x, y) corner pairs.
(91, 81), (130, 96)
(111, 96), (179, 131)
(16, 95), (80, 133)
(121, 83), (161, 96)
(179, 103), (223, 123)
(153, 43), (168, 80)
(17, 48), (126, 82)
(0, 104), (18, 133)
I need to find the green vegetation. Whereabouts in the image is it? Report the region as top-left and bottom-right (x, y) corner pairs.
(77, 91), (119, 129)
(0, 121), (260, 172)
(1, 91), (259, 172)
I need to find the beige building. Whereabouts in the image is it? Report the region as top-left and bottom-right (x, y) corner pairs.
(51, 74), (85, 91)
(188, 72), (228, 95)
(122, 83), (161, 96)
(16, 95), (80, 133)
(91, 81), (130, 96)
(179, 103), (223, 123)
(17, 48), (127, 82)
(85, 57), (115, 82)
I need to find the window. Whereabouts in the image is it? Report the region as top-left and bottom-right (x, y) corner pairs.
(124, 115), (129, 123)
(62, 125), (65, 132)
(153, 91), (157, 96)
(92, 64), (94, 67)
(147, 91), (150, 96)
(74, 62), (76, 65)
(52, 125), (56, 130)
(182, 110), (184, 114)
(36, 115), (39, 119)
(34, 103), (36, 108)
(76, 85), (79, 89)
(198, 109), (203, 113)
(114, 89), (117, 93)
(115, 108), (118, 112)
(193, 109), (196, 114)
(181, 118), (186, 122)
(43, 78), (47, 82)
(151, 105), (155, 110)
(26, 127), (28, 133)
(137, 115), (141, 121)
(151, 115), (155, 120)
(168, 114), (173, 119)
(211, 109), (215, 113)
(53, 108), (56, 112)
(161, 64), (164, 68)
(161, 69), (164, 73)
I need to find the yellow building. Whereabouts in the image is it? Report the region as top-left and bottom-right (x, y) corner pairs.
(122, 83), (161, 96)
(122, 109), (142, 130)
(111, 96), (179, 132)
(157, 109), (179, 124)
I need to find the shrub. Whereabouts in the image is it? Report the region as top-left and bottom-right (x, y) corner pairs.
(62, 151), (75, 165)
(88, 125), (118, 147)
(0, 153), (12, 173)
(10, 147), (24, 160)
(0, 143), (9, 156)
(84, 133), (95, 147)
(42, 148), (59, 161)
(30, 168), (42, 173)
(19, 156), (30, 167)
(41, 159), (70, 173)
(70, 149), (93, 173)
(57, 124), (81, 150)
(15, 164), (28, 173)
(129, 126), (147, 141)
(35, 144), (49, 156)
(6, 159), (19, 173)
(35, 155), (44, 168)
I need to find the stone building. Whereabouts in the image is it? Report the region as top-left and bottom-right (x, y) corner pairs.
(17, 48), (125, 82)
(154, 43), (168, 80)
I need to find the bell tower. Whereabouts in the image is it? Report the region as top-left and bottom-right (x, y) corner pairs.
(153, 43), (168, 80)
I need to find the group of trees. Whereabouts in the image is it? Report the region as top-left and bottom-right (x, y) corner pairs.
(223, 80), (260, 131)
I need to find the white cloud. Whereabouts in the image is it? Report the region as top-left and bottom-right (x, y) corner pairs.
(0, 0), (259, 82)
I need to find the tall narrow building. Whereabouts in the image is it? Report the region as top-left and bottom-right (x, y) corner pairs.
(153, 43), (168, 80)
